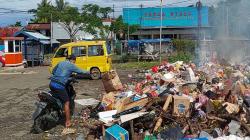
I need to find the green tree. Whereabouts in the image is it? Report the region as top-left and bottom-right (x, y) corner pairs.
(82, 4), (100, 15)
(55, 0), (69, 11)
(110, 16), (139, 40)
(81, 4), (113, 39)
(99, 7), (113, 18)
(172, 39), (195, 53)
(58, 7), (84, 42)
(30, 2), (113, 41)
(31, 0), (56, 23)
(10, 21), (22, 27)
(38, 0), (51, 7)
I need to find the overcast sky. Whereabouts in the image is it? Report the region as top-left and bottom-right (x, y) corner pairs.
(0, 0), (222, 26)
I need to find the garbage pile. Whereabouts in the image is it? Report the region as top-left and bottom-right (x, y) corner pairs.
(75, 61), (250, 140)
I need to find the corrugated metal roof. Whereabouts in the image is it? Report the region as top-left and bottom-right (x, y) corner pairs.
(25, 31), (50, 40)
(14, 31), (50, 41)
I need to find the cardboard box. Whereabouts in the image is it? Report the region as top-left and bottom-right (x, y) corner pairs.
(105, 124), (129, 140)
(173, 95), (190, 116)
(102, 70), (123, 93)
(101, 92), (116, 110)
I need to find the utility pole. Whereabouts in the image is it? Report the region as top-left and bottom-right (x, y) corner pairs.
(138, 4), (143, 62)
(159, 0), (163, 63)
(50, 13), (53, 53)
(126, 0), (130, 41)
(196, 0), (202, 66)
(112, 4), (115, 53)
(226, 6), (229, 36)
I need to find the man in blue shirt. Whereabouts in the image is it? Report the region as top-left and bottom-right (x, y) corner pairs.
(50, 54), (89, 128)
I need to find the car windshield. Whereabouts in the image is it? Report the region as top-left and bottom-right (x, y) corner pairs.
(55, 48), (68, 58)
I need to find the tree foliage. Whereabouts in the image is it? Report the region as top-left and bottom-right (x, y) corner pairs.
(172, 39), (195, 53)
(55, 0), (69, 11)
(110, 16), (139, 40)
(10, 21), (22, 27)
(58, 7), (83, 41)
(99, 7), (113, 18)
(30, 1), (113, 41)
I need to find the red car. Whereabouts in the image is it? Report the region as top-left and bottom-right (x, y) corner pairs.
(0, 56), (5, 67)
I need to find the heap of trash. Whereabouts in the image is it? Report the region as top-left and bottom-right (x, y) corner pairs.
(74, 61), (250, 140)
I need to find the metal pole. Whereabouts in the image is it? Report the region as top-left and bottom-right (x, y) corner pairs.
(138, 4), (143, 62)
(196, 0), (202, 66)
(50, 13), (53, 53)
(127, 0), (130, 41)
(112, 4), (115, 53)
(159, 0), (163, 63)
(226, 6), (229, 36)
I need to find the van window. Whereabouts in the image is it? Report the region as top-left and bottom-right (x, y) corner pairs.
(55, 48), (68, 58)
(88, 45), (104, 56)
(72, 46), (86, 57)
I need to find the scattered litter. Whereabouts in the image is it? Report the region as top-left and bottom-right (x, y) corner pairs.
(74, 98), (100, 106)
(61, 128), (76, 135)
(56, 61), (250, 139)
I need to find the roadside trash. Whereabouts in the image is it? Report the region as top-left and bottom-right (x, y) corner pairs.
(102, 70), (123, 93)
(173, 95), (190, 116)
(105, 124), (129, 140)
(62, 61), (250, 139)
(74, 98), (100, 106)
(61, 128), (76, 135)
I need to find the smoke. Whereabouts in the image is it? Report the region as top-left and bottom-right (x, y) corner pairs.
(211, 0), (250, 65)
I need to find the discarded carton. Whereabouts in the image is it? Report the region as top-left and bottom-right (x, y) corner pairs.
(173, 95), (190, 116)
(115, 98), (149, 113)
(102, 70), (123, 93)
(222, 102), (240, 114)
(102, 92), (116, 110)
(98, 110), (117, 124)
(105, 124), (129, 140)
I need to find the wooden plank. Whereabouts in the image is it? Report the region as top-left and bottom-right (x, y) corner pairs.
(130, 120), (135, 140)
(120, 112), (148, 123)
(123, 98), (149, 111)
(153, 95), (172, 132)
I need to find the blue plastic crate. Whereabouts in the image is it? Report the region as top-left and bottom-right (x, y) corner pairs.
(105, 124), (129, 140)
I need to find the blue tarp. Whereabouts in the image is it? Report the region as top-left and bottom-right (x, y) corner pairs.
(128, 38), (171, 48)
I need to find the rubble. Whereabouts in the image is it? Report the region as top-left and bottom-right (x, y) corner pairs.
(73, 61), (250, 139)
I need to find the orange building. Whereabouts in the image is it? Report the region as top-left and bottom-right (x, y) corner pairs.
(0, 37), (24, 67)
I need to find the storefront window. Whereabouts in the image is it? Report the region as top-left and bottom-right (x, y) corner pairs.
(8, 41), (14, 53)
(15, 41), (21, 52)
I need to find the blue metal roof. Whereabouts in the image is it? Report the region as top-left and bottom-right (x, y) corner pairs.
(128, 38), (171, 47)
(14, 31), (50, 41)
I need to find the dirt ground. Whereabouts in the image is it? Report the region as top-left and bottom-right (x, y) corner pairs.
(0, 66), (136, 140)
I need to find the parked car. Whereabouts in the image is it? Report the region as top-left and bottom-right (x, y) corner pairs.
(50, 40), (112, 79)
(0, 56), (5, 67)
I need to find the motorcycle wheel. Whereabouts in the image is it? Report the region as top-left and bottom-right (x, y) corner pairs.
(30, 110), (59, 134)
(30, 114), (47, 134)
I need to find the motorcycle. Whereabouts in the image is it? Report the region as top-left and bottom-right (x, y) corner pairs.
(30, 75), (78, 134)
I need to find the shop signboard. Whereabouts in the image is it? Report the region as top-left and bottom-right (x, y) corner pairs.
(123, 7), (209, 27)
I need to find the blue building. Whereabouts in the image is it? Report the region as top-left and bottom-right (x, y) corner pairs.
(123, 6), (211, 40)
